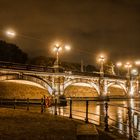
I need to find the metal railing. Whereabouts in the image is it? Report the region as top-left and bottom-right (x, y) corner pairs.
(0, 98), (47, 113)
(0, 61), (48, 72)
(0, 97), (140, 139)
(51, 99), (140, 140)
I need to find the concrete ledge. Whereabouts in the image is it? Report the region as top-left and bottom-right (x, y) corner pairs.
(97, 127), (127, 140)
(77, 124), (99, 140)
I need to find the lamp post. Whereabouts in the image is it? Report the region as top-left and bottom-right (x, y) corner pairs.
(53, 43), (71, 68)
(97, 54), (107, 99)
(115, 60), (140, 98)
(98, 55), (105, 77)
(5, 29), (71, 69)
(125, 62), (132, 79)
(53, 43), (62, 68)
(124, 62), (132, 97)
(116, 62), (122, 76)
(52, 43), (71, 101)
(134, 61), (140, 96)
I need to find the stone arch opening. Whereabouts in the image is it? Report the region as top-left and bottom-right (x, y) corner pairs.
(107, 82), (127, 97)
(0, 74), (53, 95)
(0, 80), (51, 99)
(64, 81), (99, 98)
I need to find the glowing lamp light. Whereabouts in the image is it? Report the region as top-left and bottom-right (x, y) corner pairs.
(53, 47), (57, 52)
(65, 45), (71, 51)
(58, 47), (62, 51)
(116, 62), (122, 67)
(5, 30), (16, 38)
(98, 55), (105, 62)
(131, 68), (138, 75)
(55, 43), (60, 47)
(53, 41), (71, 67)
(97, 54), (106, 76)
(53, 46), (62, 52)
(135, 60), (140, 65)
(125, 62), (132, 68)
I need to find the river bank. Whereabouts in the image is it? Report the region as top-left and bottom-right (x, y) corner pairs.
(0, 108), (79, 140)
(0, 107), (128, 140)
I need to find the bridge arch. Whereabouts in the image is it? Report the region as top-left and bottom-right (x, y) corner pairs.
(0, 73), (53, 95)
(107, 81), (127, 96)
(64, 78), (100, 97)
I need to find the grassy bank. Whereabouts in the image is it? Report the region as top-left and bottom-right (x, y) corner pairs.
(0, 108), (81, 140)
(0, 107), (128, 140)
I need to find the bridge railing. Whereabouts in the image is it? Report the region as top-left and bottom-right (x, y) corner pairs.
(51, 99), (140, 140)
(0, 61), (127, 79)
(0, 61), (47, 72)
(66, 70), (127, 79)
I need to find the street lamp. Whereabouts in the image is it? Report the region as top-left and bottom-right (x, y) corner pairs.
(5, 29), (46, 42)
(116, 62), (122, 67)
(4, 29), (71, 67)
(53, 43), (62, 68)
(53, 42), (71, 68)
(5, 29), (16, 38)
(131, 68), (138, 76)
(116, 62), (122, 76)
(135, 60), (140, 66)
(135, 60), (140, 74)
(125, 62), (132, 78)
(98, 55), (105, 76)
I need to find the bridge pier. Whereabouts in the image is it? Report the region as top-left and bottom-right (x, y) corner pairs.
(52, 76), (65, 96)
(99, 78), (108, 100)
(127, 80), (136, 98)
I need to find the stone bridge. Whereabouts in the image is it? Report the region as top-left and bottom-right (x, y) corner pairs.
(0, 64), (139, 98)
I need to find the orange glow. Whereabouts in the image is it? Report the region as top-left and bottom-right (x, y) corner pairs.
(116, 62), (122, 67)
(124, 62), (132, 68)
(98, 55), (105, 62)
(135, 60), (140, 65)
(5, 29), (16, 38)
(65, 45), (71, 51)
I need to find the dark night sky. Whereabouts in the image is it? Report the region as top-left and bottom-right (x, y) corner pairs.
(0, 0), (140, 64)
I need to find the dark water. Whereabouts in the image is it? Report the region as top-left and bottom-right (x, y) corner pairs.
(51, 99), (140, 139)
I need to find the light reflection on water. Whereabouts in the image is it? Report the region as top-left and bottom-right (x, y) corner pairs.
(50, 99), (140, 139)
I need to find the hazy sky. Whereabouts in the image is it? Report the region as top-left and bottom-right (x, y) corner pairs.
(0, 0), (140, 64)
